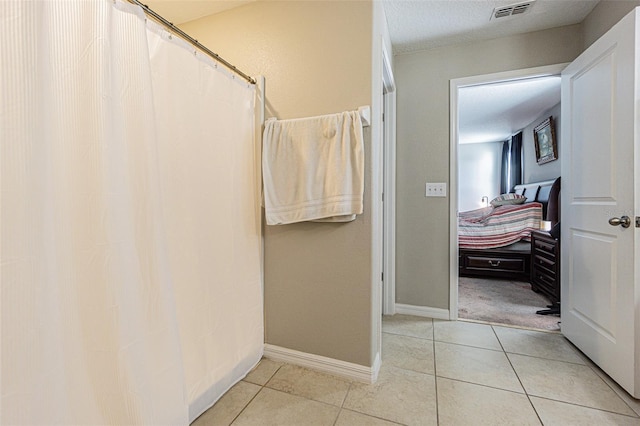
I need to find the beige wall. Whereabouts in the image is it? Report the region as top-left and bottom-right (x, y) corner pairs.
(177, 0), (628, 364)
(183, 1), (385, 367)
(394, 25), (583, 309)
(583, 0), (640, 49)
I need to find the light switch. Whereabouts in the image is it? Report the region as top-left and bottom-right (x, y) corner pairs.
(425, 182), (447, 197)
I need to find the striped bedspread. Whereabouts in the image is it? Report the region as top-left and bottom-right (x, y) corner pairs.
(458, 202), (543, 249)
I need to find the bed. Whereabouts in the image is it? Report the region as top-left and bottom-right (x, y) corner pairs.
(458, 177), (560, 281)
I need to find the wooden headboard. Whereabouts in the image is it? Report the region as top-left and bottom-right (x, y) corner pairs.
(512, 177), (561, 225)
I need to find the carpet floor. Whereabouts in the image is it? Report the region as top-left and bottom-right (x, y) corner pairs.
(458, 276), (560, 331)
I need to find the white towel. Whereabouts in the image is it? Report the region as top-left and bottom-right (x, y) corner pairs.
(262, 111), (364, 225)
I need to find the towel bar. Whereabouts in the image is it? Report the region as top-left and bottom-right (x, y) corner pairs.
(266, 107), (371, 127)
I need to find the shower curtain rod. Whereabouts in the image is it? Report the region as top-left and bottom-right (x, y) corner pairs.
(128, 0), (256, 85)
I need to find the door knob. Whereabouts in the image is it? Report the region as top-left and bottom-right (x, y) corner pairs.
(608, 216), (631, 228)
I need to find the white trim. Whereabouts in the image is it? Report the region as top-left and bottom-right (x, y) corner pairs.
(382, 42), (397, 316)
(382, 43), (396, 92)
(371, 350), (382, 383)
(257, 75), (266, 311)
(395, 304), (450, 320)
(448, 63), (569, 322)
(264, 344), (380, 384)
(451, 63), (569, 89)
(449, 77), (460, 321)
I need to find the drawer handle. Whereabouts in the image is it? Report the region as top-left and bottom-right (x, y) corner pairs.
(488, 260), (501, 267)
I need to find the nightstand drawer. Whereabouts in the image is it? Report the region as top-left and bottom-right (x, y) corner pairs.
(533, 238), (557, 256)
(533, 269), (555, 286)
(533, 255), (556, 276)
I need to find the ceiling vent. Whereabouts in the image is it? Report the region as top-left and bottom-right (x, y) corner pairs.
(491, 1), (535, 20)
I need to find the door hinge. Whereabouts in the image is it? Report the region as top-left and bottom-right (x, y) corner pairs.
(382, 192), (384, 202)
(381, 272), (384, 281)
(636, 216), (640, 228)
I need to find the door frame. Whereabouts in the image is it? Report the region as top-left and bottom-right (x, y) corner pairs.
(448, 63), (568, 319)
(382, 42), (397, 315)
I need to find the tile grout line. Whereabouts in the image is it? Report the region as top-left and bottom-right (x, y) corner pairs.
(380, 320), (439, 425)
(385, 318), (638, 424)
(434, 339), (506, 353)
(435, 375), (530, 396)
(250, 362), (373, 425)
(340, 382), (352, 408)
(529, 394), (640, 419)
(501, 349), (590, 366)
(229, 363), (284, 425)
(557, 337), (640, 414)
(247, 358), (412, 426)
(503, 344), (640, 400)
(339, 408), (408, 426)
(581, 360), (640, 418)
(382, 330), (434, 341)
(331, 381), (353, 426)
(490, 327), (638, 420)
(559, 338), (640, 416)
(432, 318), (441, 426)
(491, 325), (544, 425)
(460, 317), (561, 334)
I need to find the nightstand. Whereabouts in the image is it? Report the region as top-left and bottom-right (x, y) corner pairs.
(530, 230), (560, 314)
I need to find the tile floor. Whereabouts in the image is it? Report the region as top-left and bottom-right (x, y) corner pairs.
(192, 315), (640, 425)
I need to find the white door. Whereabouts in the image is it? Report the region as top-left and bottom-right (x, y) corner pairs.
(561, 8), (639, 397)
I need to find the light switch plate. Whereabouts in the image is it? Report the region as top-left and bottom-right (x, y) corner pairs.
(426, 182), (447, 197)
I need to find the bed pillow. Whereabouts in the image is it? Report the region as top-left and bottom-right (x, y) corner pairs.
(490, 193), (527, 207)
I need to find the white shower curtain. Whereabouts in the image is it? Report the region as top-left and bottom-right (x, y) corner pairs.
(0, 0), (263, 424)
(146, 20), (263, 423)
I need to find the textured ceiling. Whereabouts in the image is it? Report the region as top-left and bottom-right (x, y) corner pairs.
(141, 0), (588, 147)
(458, 76), (560, 144)
(383, 0), (599, 54)
(145, 0), (600, 54)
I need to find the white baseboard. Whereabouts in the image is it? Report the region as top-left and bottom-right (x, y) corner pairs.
(264, 344), (380, 384)
(371, 350), (381, 382)
(395, 303), (450, 320)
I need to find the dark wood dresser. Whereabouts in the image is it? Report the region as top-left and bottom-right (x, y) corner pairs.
(530, 230), (560, 304)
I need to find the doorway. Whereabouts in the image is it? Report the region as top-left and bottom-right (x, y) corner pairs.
(449, 64), (567, 330)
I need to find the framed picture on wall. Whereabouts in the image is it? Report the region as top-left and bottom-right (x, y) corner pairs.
(533, 116), (558, 164)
